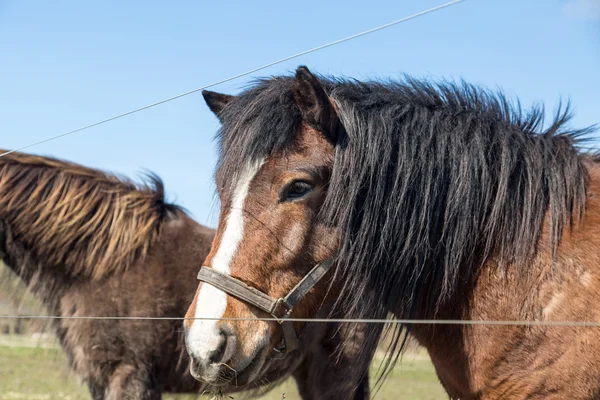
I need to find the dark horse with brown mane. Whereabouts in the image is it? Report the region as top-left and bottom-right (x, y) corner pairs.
(0, 149), (372, 399)
(185, 66), (600, 399)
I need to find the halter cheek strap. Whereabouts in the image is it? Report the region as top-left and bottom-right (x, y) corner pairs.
(196, 259), (333, 353)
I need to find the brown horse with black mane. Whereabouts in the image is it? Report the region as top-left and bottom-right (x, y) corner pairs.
(0, 149), (372, 399)
(185, 65), (600, 399)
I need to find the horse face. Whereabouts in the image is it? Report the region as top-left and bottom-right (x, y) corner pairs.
(184, 67), (341, 386)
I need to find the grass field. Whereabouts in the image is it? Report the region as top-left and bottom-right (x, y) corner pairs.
(0, 334), (446, 400)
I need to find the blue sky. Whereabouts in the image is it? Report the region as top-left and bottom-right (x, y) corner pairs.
(1, 0), (598, 227)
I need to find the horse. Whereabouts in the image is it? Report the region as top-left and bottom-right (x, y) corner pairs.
(0, 149), (372, 400)
(184, 65), (600, 399)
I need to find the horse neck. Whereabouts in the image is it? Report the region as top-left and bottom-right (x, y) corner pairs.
(0, 219), (76, 313)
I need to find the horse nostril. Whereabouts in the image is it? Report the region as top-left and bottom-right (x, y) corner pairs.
(207, 328), (228, 364)
(189, 357), (202, 380)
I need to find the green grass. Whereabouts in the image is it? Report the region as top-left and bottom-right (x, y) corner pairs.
(0, 335), (446, 400)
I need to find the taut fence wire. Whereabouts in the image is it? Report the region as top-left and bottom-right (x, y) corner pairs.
(1, 315), (600, 328)
(1, 0), (596, 331)
(0, 0), (465, 158)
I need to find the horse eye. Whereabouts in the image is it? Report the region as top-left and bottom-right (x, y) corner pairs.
(282, 181), (313, 201)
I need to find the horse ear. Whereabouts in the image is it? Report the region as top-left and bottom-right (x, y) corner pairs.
(292, 66), (340, 142)
(202, 90), (234, 120)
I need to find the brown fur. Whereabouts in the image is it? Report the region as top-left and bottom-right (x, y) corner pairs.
(0, 150), (370, 399)
(411, 161), (600, 399)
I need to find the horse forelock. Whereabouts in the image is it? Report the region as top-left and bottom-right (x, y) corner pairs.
(214, 78), (301, 190)
(0, 150), (182, 280)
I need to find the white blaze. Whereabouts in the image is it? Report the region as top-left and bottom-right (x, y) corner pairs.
(187, 160), (264, 360)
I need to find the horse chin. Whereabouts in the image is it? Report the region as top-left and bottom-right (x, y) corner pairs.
(230, 349), (267, 386)
(190, 347), (267, 388)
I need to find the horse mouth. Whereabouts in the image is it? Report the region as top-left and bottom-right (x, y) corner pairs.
(190, 353), (264, 388)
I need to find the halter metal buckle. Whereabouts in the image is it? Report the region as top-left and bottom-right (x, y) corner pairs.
(272, 298), (293, 323)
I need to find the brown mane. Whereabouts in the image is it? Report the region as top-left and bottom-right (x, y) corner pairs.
(0, 149), (181, 279)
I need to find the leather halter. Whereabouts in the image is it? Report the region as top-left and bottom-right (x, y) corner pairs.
(196, 259), (333, 353)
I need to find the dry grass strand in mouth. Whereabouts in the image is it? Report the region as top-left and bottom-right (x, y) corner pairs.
(203, 387), (234, 400)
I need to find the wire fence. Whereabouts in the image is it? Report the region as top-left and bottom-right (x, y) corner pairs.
(2, 315), (600, 327)
(0, 0), (465, 158)
(3, 0), (595, 331)
(1, 5), (593, 400)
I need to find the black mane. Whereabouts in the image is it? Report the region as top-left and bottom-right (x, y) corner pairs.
(215, 70), (596, 372)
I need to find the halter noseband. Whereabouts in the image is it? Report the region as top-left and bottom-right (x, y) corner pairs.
(196, 260), (333, 353)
